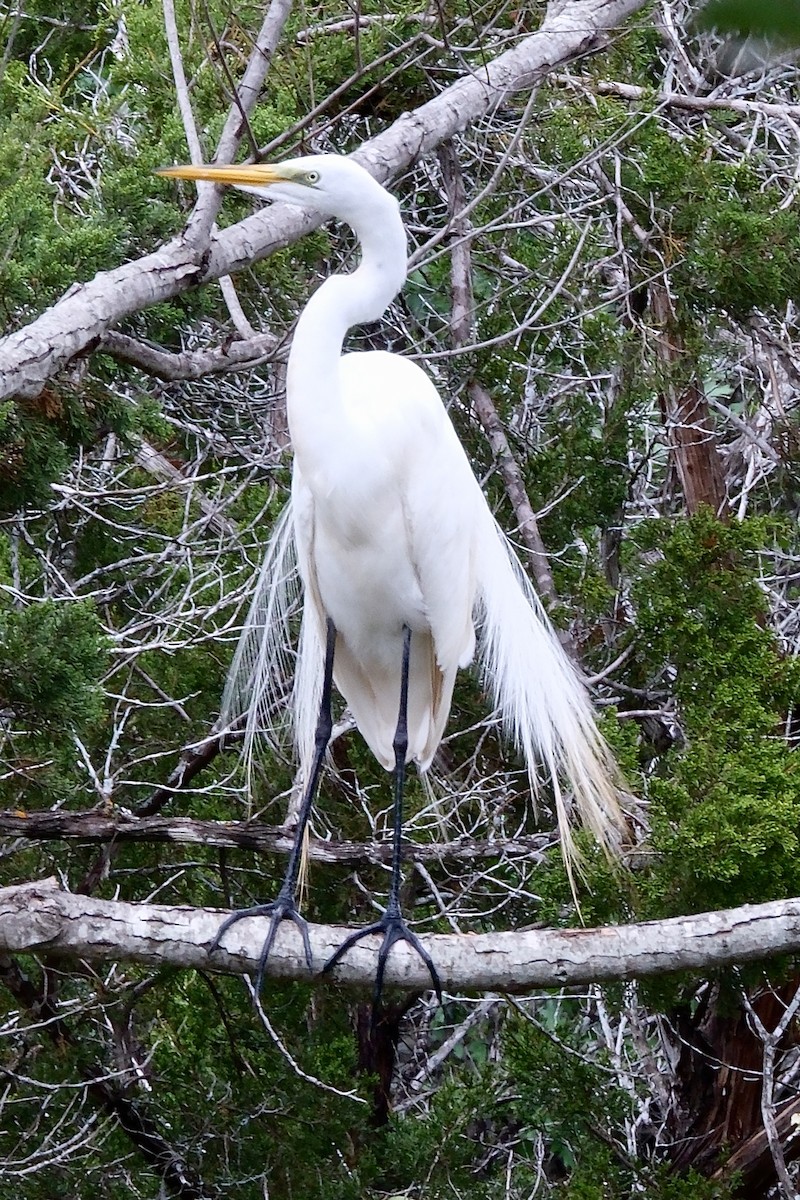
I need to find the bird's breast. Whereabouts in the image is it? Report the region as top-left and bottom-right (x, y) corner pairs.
(311, 496), (428, 643)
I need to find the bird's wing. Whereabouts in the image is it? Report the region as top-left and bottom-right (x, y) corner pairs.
(333, 352), (480, 767)
(402, 410), (481, 674)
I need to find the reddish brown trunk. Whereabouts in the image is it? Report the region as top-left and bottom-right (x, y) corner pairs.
(667, 982), (800, 1195)
(650, 283), (727, 516)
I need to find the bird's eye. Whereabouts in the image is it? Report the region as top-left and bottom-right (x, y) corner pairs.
(306, 170), (320, 185)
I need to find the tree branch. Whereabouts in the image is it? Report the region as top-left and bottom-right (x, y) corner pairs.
(0, 809), (553, 864)
(135, 440), (239, 539)
(100, 328), (279, 379)
(560, 74), (800, 121)
(6, 878), (800, 994)
(469, 381), (560, 606)
(0, 946), (211, 1198)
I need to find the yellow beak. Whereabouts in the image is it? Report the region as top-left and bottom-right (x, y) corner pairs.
(156, 162), (289, 187)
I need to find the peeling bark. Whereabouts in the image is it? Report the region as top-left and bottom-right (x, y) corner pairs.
(4, 878), (800, 995)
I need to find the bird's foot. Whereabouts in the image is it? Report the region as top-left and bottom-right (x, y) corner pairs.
(209, 890), (312, 996)
(322, 905), (442, 1014)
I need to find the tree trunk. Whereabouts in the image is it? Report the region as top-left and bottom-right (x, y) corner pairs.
(650, 282), (728, 516)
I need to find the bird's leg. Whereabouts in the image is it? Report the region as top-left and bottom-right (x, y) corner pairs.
(323, 625), (442, 1013)
(209, 617), (337, 994)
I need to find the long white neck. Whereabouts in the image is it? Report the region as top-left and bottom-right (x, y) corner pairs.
(286, 186), (408, 467)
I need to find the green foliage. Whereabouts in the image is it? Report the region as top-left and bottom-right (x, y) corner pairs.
(532, 85), (800, 322)
(700, 0), (800, 42)
(4, 0), (109, 75)
(684, 196), (800, 318)
(0, 597), (106, 732)
(631, 512), (800, 914)
(521, 389), (630, 586)
(618, 124), (800, 318)
(0, 383), (132, 509)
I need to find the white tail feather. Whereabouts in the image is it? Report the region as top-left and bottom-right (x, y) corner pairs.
(475, 515), (622, 878)
(222, 502), (301, 787)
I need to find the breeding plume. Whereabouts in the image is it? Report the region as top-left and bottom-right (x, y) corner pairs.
(160, 154), (622, 1004)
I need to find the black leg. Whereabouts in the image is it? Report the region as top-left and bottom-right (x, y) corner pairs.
(323, 625), (442, 1014)
(209, 617), (337, 995)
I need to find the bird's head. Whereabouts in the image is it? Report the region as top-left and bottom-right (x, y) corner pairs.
(157, 154), (396, 225)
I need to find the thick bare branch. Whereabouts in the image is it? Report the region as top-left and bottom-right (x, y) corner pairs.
(562, 74), (800, 121)
(179, 0), (295, 238)
(5, 878), (800, 994)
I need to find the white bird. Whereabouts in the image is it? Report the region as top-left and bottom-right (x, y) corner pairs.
(159, 154), (622, 1005)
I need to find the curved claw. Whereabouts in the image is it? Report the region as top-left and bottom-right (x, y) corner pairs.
(323, 910), (442, 1014)
(209, 896), (313, 996)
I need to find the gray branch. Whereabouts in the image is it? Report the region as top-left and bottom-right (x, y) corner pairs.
(100, 329), (279, 379)
(0, 810), (552, 863)
(4, 877), (800, 994)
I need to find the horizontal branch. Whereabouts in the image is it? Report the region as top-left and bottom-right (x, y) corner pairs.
(101, 329), (280, 380)
(561, 74), (800, 120)
(0, 810), (551, 864)
(4, 877), (800, 994)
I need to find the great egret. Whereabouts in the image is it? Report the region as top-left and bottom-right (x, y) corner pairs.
(159, 154), (622, 1005)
